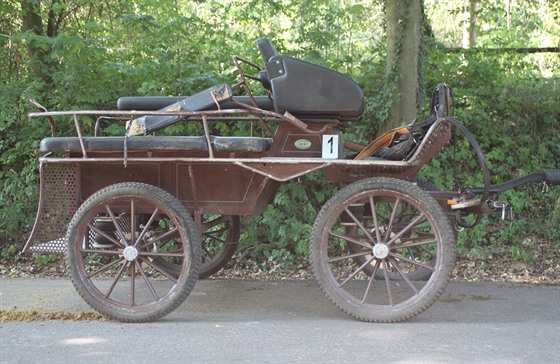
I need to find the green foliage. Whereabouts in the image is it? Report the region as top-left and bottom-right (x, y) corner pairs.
(1, 244), (19, 260)
(238, 171), (343, 264)
(419, 48), (560, 260)
(35, 254), (59, 267)
(0, 82), (45, 240)
(1, 0), (559, 271)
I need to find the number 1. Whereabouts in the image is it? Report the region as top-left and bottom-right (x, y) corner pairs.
(322, 135), (338, 159)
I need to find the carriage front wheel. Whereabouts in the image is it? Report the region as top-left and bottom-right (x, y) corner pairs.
(65, 182), (201, 322)
(310, 177), (455, 322)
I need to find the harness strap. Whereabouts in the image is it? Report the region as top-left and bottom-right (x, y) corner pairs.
(444, 116), (491, 228)
(354, 126), (410, 160)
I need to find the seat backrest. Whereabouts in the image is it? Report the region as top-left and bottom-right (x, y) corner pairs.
(256, 37), (278, 62)
(255, 38), (278, 91)
(256, 38), (364, 120)
(268, 56), (364, 119)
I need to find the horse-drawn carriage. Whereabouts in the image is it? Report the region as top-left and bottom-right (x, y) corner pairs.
(23, 38), (559, 322)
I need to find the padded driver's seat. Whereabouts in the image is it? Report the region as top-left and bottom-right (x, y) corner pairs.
(256, 38), (365, 120)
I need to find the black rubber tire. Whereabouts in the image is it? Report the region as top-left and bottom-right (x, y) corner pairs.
(310, 177), (455, 322)
(417, 178), (438, 192)
(154, 215), (240, 279)
(65, 182), (201, 322)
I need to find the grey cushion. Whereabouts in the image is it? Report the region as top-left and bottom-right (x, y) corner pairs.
(41, 136), (272, 153)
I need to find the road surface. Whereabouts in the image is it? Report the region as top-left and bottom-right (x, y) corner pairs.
(1, 278), (559, 363)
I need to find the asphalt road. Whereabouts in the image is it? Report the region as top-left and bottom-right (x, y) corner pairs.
(1, 278), (559, 363)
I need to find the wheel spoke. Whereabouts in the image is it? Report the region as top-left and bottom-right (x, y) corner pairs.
(384, 198), (401, 242)
(400, 231), (435, 241)
(139, 257), (179, 282)
(203, 233), (226, 244)
(201, 244), (212, 259)
(133, 207), (159, 248)
(137, 226), (179, 251)
(136, 261), (160, 301)
(329, 230), (372, 250)
(87, 223), (124, 248)
(86, 256), (124, 278)
(369, 196), (383, 243)
(104, 260), (129, 299)
(390, 251), (435, 271)
(400, 245), (436, 267)
(387, 256), (419, 294)
(381, 259), (394, 306)
(327, 250), (373, 263)
(396, 238), (437, 249)
(343, 206), (377, 244)
(130, 260), (136, 306)
(105, 205), (129, 246)
(130, 199), (136, 249)
(339, 255), (377, 287)
(386, 212), (426, 247)
(139, 251), (184, 258)
(361, 260), (381, 303)
(202, 215), (229, 230)
(79, 248), (122, 256)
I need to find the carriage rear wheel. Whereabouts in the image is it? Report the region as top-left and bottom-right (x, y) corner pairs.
(199, 215), (240, 278)
(65, 182), (201, 322)
(153, 215), (239, 279)
(310, 177), (455, 322)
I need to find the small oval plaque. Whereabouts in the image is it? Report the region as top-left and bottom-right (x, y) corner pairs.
(294, 139), (312, 150)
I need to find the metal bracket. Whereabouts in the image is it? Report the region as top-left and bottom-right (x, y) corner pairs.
(542, 181), (550, 194)
(487, 200), (513, 221)
(450, 198), (481, 210)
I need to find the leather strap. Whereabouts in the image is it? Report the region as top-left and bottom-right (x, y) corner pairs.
(444, 116), (490, 228)
(343, 140), (366, 152)
(354, 126), (410, 160)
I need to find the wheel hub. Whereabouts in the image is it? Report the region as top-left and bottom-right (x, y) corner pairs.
(122, 246), (139, 261)
(372, 243), (389, 259)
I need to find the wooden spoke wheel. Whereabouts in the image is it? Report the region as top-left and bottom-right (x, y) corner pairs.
(310, 177), (455, 322)
(345, 178), (443, 281)
(198, 215), (240, 278)
(65, 183), (201, 322)
(153, 215), (239, 279)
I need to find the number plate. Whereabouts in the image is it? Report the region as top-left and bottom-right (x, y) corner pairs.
(322, 135), (339, 159)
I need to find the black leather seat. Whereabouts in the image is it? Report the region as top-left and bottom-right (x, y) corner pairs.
(256, 38), (365, 120)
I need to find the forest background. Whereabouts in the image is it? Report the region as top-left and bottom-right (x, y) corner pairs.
(1, 0), (559, 279)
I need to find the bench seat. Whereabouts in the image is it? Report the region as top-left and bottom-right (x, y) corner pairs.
(117, 96), (275, 112)
(41, 136), (272, 153)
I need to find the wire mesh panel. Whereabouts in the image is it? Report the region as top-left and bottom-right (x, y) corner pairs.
(23, 162), (79, 254)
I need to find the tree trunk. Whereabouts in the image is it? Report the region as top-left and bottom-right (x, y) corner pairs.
(383, 0), (422, 134)
(462, 0), (477, 48)
(20, 0), (55, 86)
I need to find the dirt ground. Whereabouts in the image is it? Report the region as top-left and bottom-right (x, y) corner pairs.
(1, 247), (558, 285)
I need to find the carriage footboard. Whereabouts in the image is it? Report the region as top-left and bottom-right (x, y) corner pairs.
(23, 163), (79, 254)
